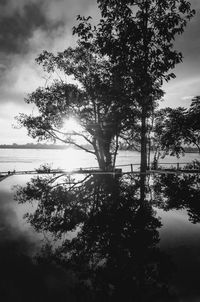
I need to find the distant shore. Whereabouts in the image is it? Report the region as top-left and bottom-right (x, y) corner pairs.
(0, 144), (199, 153)
(0, 144), (68, 150)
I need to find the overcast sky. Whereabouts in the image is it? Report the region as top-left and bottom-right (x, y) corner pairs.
(0, 0), (199, 144)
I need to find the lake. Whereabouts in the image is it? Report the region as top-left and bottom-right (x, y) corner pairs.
(0, 148), (199, 172)
(0, 148), (200, 301)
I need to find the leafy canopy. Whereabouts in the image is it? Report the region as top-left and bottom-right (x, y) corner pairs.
(154, 96), (200, 157)
(17, 41), (138, 170)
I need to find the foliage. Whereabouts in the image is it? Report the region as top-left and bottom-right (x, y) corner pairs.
(17, 42), (139, 170)
(187, 96), (200, 140)
(154, 97), (200, 158)
(153, 161), (200, 224)
(17, 0), (195, 172)
(89, 0), (195, 172)
(77, 0), (195, 91)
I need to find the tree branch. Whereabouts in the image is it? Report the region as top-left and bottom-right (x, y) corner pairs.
(45, 129), (96, 155)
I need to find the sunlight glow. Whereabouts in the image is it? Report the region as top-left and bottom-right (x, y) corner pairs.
(61, 117), (86, 145)
(62, 117), (83, 134)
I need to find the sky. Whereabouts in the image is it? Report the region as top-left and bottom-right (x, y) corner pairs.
(0, 0), (200, 144)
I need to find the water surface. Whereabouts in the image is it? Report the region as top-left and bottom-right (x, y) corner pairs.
(0, 149), (200, 301)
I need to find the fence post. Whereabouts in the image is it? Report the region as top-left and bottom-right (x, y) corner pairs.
(131, 164), (133, 173)
(177, 163), (180, 170)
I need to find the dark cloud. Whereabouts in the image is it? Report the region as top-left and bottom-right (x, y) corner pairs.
(0, 0), (97, 56)
(0, 0), (98, 109)
(0, 2), (63, 55)
(0, 0), (8, 5)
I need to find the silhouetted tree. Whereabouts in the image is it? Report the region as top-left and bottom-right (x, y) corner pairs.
(17, 42), (138, 171)
(73, 0), (195, 200)
(154, 97), (200, 158)
(74, 0), (194, 174)
(17, 0), (195, 174)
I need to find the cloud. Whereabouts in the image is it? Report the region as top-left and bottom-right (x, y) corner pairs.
(0, 0), (38, 17)
(0, 0), (97, 99)
(162, 75), (200, 108)
(190, 0), (200, 10)
(181, 96), (194, 101)
(0, 54), (43, 105)
(0, 2), (59, 55)
(44, 0), (97, 24)
(0, 0), (97, 56)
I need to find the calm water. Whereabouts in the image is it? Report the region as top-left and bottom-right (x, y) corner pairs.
(0, 148), (199, 172)
(0, 148), (200, 301)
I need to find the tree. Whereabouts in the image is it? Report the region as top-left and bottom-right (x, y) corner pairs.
(78, 0), (194, 173)
(17, 41), (138, 171)
(187, 96), (200, 151)
(72, 0), (194, 200)
(17, 1), (195, 175)
(154, 96), (200, 159)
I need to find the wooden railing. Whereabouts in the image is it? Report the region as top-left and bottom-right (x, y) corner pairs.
(0, 162), (200, 178)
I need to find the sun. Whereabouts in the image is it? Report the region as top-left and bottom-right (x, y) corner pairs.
(61, 117), (87, 145)
(62, 117), (83, 134)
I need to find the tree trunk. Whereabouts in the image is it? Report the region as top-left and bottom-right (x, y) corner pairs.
(95, 138), (113, 171)
(140, 107), (147, 201)
(141, 113), (147, 173)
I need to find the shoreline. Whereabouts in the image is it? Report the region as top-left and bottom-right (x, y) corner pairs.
(0, 146), (199, 154)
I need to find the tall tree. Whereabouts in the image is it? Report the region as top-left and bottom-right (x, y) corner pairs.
(17, 44), (137, 171)
(78, 0), (194, 173)
(17, 0), (195, 175)
(73, 0), (194, 199)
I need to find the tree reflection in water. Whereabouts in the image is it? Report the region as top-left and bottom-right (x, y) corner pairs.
(153, 161), (200, 224)
(152, 162), (200, 300)
(15, 172), (175, 301)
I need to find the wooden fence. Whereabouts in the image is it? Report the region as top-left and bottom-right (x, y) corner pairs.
(0, 162), (200, 179)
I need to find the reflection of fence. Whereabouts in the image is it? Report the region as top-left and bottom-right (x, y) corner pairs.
(0, 162), (200, 180)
